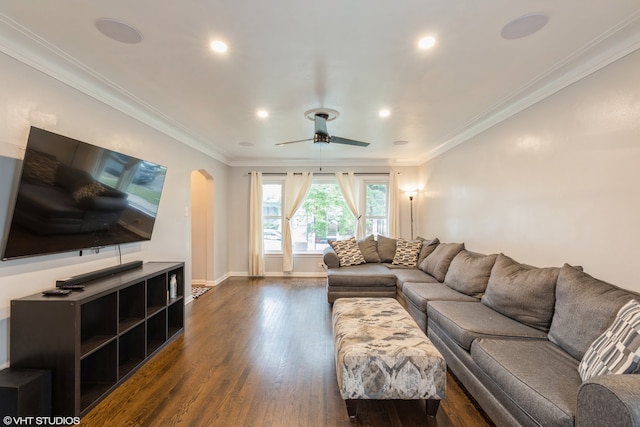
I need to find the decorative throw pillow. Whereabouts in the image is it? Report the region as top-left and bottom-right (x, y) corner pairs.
(579, 299), (640, 381)
(22, 149), (60, 185)
(357, 235), (381, 263)
(419, 243), (465, 282)
(481, 254), (559, 332)
(392, 239), (423, 267)
(72, 181), (108, 203)
(416, 237), (439, 267)
(330, 237), (365, 267)
(377, 235), (397, 263)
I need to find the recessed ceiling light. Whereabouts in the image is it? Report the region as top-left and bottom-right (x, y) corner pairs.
(418, 36), (436, 50)
(379, 109), (391, 118)
(210, 40), (228, 53)
(393, 140), (409, 145)
(256, 110), (269, 118)
(501, 14), (549, 40)
(95, 18), (143, 44)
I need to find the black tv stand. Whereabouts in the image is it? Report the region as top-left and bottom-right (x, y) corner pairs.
(56, 260), (143, 288)
(11, 261), (184, 416)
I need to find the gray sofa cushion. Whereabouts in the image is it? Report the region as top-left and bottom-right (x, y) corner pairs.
(357, 234), (381, 263)
(444, 251), (497, 297)
(416, 237), (439, 267)
(481, 254), (560, 332)
(377, 235), (397, 263)
(404, 282), (477, 312)
(548, 264), (640, 360)
(326, 263), (397, 287)
(420, 242), (465, 282)
(427, 300), (547, 350)
(392, 269), (439, 288)
(471, 338), (580, 427)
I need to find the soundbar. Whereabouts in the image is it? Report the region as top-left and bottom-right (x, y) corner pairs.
(56, 260), (143, 287)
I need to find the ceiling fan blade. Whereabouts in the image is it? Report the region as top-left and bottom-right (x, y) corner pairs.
(314, 114), (329, 136)
(275, 138), (313, 146)
(330, 136), (370, 147)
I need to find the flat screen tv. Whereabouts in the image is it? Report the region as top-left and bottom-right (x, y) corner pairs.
(1, 126), (167, 260)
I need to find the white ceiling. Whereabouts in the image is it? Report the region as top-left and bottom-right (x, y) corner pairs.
(1, 1), (639, 167)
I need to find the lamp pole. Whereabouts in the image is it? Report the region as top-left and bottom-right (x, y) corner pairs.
(409, 195), (414, 240)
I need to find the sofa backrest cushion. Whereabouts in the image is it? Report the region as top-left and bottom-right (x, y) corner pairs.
(377, 235), (397, 263)
(419, 242), (465, 282)
(548, 264), (639, 360)
(444, 251), (497, 298)
(392, 239), (423, 267)
(481, 254), (560, 332)
(357, 234), (381, 263)
(416, 237), (439, 267)
(330, 237), (365, 267)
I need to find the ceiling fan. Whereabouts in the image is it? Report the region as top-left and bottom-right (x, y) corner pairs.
(275, 108), (370, 147)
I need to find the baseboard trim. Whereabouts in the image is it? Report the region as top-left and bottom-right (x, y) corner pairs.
(227, 271), (327, 278)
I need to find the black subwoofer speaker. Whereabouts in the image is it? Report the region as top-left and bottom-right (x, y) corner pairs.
(0, 368), (51, 416)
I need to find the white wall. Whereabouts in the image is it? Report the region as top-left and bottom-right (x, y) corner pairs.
(0, 52), (230, 368)
(418, 48), (640, 292)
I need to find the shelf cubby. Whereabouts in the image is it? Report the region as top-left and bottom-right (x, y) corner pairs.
(147, 309), (167, 356)
(147, 274), (167, 316)
(80, 293), (117, 357)
(118, 323), (146, 379)
(168, 299), (184, 339)
(80, 340), (117, 412)
(119, 281), (145, 333)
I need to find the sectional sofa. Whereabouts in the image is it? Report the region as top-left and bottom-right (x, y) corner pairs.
(323, 235), (640, 427)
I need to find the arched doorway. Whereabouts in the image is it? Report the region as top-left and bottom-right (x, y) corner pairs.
(191, 170), (214, 286)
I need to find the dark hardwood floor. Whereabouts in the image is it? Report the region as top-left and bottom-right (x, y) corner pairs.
(81, 277), (492, 427)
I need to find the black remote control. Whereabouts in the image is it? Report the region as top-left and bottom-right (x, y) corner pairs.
(60, 284), (86, 290)
(42, 289), (72, 296)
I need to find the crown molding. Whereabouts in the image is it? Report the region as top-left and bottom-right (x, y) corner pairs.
(0, 12), (231, 165)
(419, 12), (640, 165)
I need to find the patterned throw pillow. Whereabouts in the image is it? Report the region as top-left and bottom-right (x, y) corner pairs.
(579, 299), (640, 381)
(330, 237), (366, 267)
(392, 239), (423, 267)
(22, 149), (60, 185)
(72, 181), (107, 203)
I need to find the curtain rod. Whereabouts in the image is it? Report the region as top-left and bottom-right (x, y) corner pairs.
(248, 172), (392, 176)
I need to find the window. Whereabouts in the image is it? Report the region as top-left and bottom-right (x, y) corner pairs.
(262, 183), (282, 251)
(363, 182), (388, 236)
(262, 176), (389, 253)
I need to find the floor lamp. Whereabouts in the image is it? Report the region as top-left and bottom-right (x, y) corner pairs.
(406, 191), (417, 240)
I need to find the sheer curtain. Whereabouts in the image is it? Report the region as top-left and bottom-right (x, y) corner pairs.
(282, 172), (313, 272)
(335, 172), (363, 239)
(248, 171), (265, 276)
(388, 170), (400, 238)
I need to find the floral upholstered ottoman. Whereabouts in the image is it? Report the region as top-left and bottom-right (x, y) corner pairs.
(332, 297), (446, 419)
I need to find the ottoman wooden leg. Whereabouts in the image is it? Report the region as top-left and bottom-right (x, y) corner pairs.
(426, 399), (440, 417)
(345, 399), (358, 418)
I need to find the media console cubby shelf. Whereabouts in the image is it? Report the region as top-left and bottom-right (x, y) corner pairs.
(10, 262), (185, 417)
